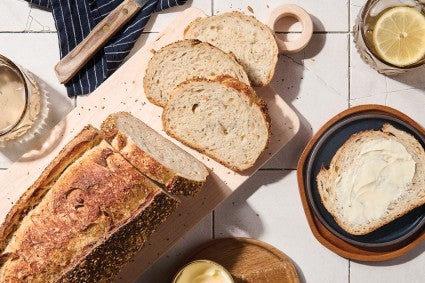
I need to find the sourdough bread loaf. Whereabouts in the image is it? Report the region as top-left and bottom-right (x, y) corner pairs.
(144, 39), (250, 107)
(162, 75), (271, 171)
(184, 12), (278, 86)
(316, 124), (425, 235)
(0, 126), (178, 282)
(101, 112), (209, 196)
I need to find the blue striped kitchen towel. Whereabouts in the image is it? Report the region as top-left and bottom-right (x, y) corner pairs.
(26, 0), (187, 96)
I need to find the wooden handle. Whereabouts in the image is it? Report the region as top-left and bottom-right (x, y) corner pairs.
(267, 4), (313, 54)
(54, 0), (142, 84)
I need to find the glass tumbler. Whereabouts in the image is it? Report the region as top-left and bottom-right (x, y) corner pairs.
(0, 55), (42, 143)
(353, 0), (425, 75)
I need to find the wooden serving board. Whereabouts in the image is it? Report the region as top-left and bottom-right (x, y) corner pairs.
(185, 238), (300, 283)
(0, 8), (299, 282)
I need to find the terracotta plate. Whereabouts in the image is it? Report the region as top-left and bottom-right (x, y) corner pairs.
(297, 104), (425, 261)
(305, 112), (425, 250)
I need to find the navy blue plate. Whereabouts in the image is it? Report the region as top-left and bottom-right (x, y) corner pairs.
(305, 112), (425, 250)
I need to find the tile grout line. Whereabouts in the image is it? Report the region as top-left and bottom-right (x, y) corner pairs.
(347, 2), (352, 282)
(0, 31), (161, 34)
(0, 31), (352, 34)
(211, 0), (214, 15)
(276, 31), (350, 34)
(211, 0), (214, 242)
(0, 31), (57, 33)
(348, 35), (351, 109)
(348, 0), (352, 109)
(260, 168), (295, 171)
(348, 260), (351, 283)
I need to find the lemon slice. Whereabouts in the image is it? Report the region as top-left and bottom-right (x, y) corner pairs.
(372, 6), (425, 67)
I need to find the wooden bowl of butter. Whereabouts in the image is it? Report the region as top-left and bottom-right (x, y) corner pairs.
(173, 260), (234, 283)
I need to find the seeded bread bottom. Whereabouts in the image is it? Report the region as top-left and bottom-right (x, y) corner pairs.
(0, 126), (178, 283)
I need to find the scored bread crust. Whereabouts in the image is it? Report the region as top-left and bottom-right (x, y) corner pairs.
(58, 192), (177, 282)
(162, 75), (271, 171)
(316, 123), (425, 235)
(184, 11), (278, 87)
(101, 112), (209, 196)
(0, 126), (102, 254)
(144, 39), (250, 107)
(0, 126), (178, 282)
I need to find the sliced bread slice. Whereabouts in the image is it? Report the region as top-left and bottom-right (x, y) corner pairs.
(144, 39), (250, 107)
(162, 75), (271, 171)
(184, 12), (278, 86)
(101, 112), (209, 196)
(316, 123), (425, 235)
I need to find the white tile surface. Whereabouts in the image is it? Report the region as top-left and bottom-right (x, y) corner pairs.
(0, 0), (55, 32)
(266, 34), (349, 169)
(0, 33), (64, 94)
(1, 1), (425, 283)
(350, 0), (364, 31)
(350, 34), (425, 127)
(214, 0), (348, 31)
(350, 246), (425, 283)
(143, 0), (212, 32)
(214, 170), (348, 282)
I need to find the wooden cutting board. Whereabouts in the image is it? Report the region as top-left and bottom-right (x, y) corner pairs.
(0, 8), (299, 282)
(186, 238), (300, 283)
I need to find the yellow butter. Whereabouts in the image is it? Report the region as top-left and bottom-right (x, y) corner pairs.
(173, 260), (233, 283)
(335, 138), (416, 224)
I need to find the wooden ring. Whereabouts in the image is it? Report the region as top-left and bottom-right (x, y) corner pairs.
(267, 4), (313, 54)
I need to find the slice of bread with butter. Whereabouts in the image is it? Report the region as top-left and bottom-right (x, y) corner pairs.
(316, 123), (425, 235)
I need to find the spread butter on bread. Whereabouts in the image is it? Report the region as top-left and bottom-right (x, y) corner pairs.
(316, 124), (425, 235)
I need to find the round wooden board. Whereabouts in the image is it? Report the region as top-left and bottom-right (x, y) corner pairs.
(187, 237), (300, 283)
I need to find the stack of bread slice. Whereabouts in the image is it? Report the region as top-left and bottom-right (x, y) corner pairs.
(144, 11), (278, 171)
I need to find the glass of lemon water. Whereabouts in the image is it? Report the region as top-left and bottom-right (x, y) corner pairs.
(353, 0), (425, 75)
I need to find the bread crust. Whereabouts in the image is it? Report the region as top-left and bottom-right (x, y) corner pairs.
(162, 75), (271, 171)
(0, 126), (101, 253)
(57, 192), (177, 282)
(316, 123), (425, 235)
(184, 11), (278, 86)
(0, 126), (179, 282)
(101, 113), (208, 196)
(143, 39), (250, 107)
